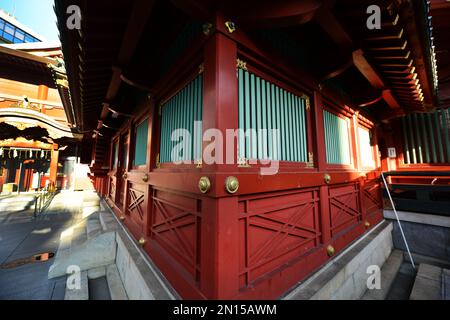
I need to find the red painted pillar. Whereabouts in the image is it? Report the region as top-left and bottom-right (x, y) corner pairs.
(49, 145), (59, 190)
(37, 85), (49, 114)
(313, 91), (331, 244)
(200, 25), (240, 299)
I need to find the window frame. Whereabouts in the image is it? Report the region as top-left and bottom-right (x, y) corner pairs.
(157, 68), (204, 170)
(322, 105), (354, 170)
(235, 60), (314, 172)
(357, 125), (376, 170)
(132, 116), (150, 170)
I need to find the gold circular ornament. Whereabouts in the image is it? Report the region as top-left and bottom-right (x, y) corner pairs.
(225, 176), (239, 194)
(142, 173), (149, 183)
(198, 177), (211, 194)
(139, 238), (146, 246)
(119, 216), (126, 221)
(365, 221), (371, 229)
(327, 245), (335, 257)
(324, 174), (331, 184)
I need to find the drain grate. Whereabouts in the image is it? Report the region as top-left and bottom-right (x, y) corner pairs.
(0, 252), (55, 269)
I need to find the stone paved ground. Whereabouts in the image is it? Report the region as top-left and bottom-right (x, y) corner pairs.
(0, 192), (83, 300)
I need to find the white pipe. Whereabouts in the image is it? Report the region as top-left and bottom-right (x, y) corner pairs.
(381, 173), (416, 269)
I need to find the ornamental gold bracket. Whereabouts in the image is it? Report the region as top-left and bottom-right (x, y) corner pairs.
(306, 152), (314, 168)
(198, 63), (204, 74)
(156, 154), (161, 169)
(236, 59), (248, 71)
(202, 23), (213, 36)
(225, 21), (236, 33)
(301, 94), (311, 111)
(237, 157), (251, 168)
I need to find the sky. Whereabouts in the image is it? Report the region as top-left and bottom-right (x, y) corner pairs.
(0, 0), (59, 42)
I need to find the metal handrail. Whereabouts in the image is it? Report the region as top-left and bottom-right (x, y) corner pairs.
(33, 187), (55, 218)
(384, 171), (450, 177)
(381, 173), (416, 269)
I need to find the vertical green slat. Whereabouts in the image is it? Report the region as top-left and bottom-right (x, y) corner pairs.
(184, 85), (189, 161)
(281, 89), (287, 161)
(337, 116), (344, 164)
(261, 79), (267, 159)
(332, 113), (338, 163)
(275, 85), (282, 161)
(186, 81), (194, 160)
(192, 77), (198, 161)
(419, 114), (430, 163)
(171, 92), (177, 163)
(271, 83), (279, 160)
(288, 93), (295, 161)
(407, 114), (417, 164)
(297, 98), (304, 162)
(426, 113), (437, 163)
(164, 99), (170, 163)
(301, 99), (307, 162)
(178, 89), (182, 161)
(285, 92), (291, 161)
(245, 71), (251, 159)
(413, 113), (424, 163)
(266, 81), (273, 160)
(177, 91), (183, 161)
(324, 111), (330, 163)
(293, 96), (300, 162)
(323, 111), (328, 163)
(250, 73), (257, 159)
(443, 109), (450, 162)
(433, 111), (445, 163)
(256, 76), (262, 159)
(164, 100), (171, 163)
(197, 75), (203, 161)
(160, 104), (165, 163)
(401, 117), (411, 164)
(286, 90), (292, 161)
(238, 69), (245, 159)
(278, 87), (284, 160)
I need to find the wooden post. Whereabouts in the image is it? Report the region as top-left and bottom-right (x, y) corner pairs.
(313, 91), (331, 244)
(202, 23), (239, 173)
(37, 85), (49, 114)
(49, 145), (59, 190)
(199, 22), (240, 299)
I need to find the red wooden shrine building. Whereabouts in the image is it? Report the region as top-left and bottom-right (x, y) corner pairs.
(54, 0), (449, 299)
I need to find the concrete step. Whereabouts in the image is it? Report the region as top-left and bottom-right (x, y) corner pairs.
(64, 264), (127, 300)
(106, 264), (128, 300)
(362, 249), (404, 300)
(86, 213), (103, 239)
(410, 263), (443, 300)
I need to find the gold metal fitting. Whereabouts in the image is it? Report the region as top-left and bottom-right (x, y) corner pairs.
(225, 176), (239, 194)
(225, 21), (236, 33)
(198, 177), (211, 194)
(122, 173), (128, 180)
(202, 23), (213, 36)
(324, 174), (331, 184)
(119, 216), (126, 221)
(139, 238), (146, 246)
(142, 173), (149, 183)
(365, 221), (371, 229)
(237, 157), (251, 168)
(327, 245), (335, 257)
